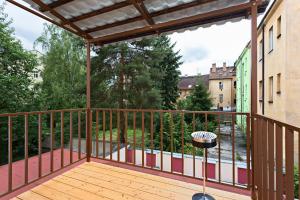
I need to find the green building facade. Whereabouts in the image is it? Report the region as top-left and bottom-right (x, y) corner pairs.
(235, 43), (251, 131)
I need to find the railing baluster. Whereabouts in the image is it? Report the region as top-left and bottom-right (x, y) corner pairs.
(102, 111), (106, 159)
(8, 116), (13, 192)
(95, 111), (99, 158)
(205, 113), (208, 181)
(257, 118), (263, 200)
(160, 112), (163, 171)
(170, 112), (173, 173)
(267, 120), (274, 200)
(117, 111), (120, 162)
(69, 112), (73, 164)
(192, 113), (195, 178)
(232, 114), (235, 186)
(38, 114), (42, 178)
(181, 112), (184, 175)
(275, 124), (283, 200)
(142, 111), (145, 167)
(150, 111), (154, 169)
(24, 114), (28, 184)
(24, 114), (29, 184)
(125, 111), (128, 163)
(285, 128), (294, 200)
(78, 111), (81, 160)
(110, 110), (113, 160)
(299, 131), (300, 199)
(133, 112), (136, 165)
(218, 113), (221, 183)
(61, 111), (64, 168)
(50, 112), (54, 173)
(246, 114), (250, 188)
(262, 119), (268, 200)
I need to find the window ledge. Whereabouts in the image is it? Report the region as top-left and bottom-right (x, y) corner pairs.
(268, 49), (273, 54)
(277, 34), (281, 39)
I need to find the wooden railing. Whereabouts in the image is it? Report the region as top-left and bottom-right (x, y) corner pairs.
(0, 109), (87, 197)
(253, 114), (300, 200)
(90, 108), (251, 189)
(0, 108), (254, 197)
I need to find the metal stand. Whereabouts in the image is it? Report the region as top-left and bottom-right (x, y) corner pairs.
(192, 149), (215, 200)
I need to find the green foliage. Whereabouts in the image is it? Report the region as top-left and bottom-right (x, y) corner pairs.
(186, 78), (212, 112)
(34, 24), (86, 110)
(295, 166), (299, 199)
(0, 6), (37, 113)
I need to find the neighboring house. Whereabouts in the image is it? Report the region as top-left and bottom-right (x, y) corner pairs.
(30, 50), (44, 85)
(257, 0), (300, 127)
(178, 75), (209, 100)
(209, 63), (236, 111)
(256, 0), (300, 163)
(235, 43), (251, 130)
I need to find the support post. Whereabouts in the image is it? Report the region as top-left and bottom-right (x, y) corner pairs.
(86, 41), (92, 162)
(250, 1), (258, 200)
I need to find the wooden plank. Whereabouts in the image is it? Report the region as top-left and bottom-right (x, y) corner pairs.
(285, 128), (294, 200)
(32, 184), (82, 200)
(267, 120), (275, 200)
(64, 170), (177, 200)
(275, 124), (283, 200)
(43, 179), (110, 200)
(18, 190), (50, 200)
(262, 119), (268, 200)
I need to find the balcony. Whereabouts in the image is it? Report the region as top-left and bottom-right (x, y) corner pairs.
(0, 109), (253, 200)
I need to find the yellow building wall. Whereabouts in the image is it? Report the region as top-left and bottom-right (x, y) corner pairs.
(209, 78), (235, 111)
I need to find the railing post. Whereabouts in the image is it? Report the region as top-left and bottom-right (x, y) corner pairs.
(86, 41), (92, 162)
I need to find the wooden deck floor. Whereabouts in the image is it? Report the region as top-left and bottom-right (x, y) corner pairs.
(12, 162), (250, 200)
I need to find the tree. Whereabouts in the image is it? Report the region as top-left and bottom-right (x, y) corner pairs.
(152, 36), (182, 110)
(186, 78), (213, 111)
(34, 24), (86, 110)
(0, 5), (39, 164)
(0, 5), (37, 113)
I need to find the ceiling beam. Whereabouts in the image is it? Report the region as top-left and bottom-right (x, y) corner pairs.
(130, 0), (154, 25)
(40, 0), (74, 12)
(85, 0), (217, 34)
(90, 2), (254, 45)
(30, 0), (92, 39)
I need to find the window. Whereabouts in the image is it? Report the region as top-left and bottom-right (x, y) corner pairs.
(259, 40), (263, 61)
(277, 73), (281, 94)
(269, 26), (274, 53)
(219, 94), (223, 103)
(33, 72), (38, 78)
(259, 80), (263, 101)
(277, 16), (282, 38)
(234, 81), (236, 89)
(219, 82), (223, 90)
(269, 76), (273, 103)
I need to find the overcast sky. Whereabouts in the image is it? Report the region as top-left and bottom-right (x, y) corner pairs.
(2, 0), (265, 76)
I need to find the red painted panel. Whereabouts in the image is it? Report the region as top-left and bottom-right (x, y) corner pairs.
(126, 149), (134, 163)
(238, 168), (248, 185)
(202, 162), (216, 179)
(146, 153), (156, 167)
(172, 157), (183, 173)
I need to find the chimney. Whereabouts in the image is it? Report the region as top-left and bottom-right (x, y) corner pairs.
(211, 63), (216, 73)
(223, 62), (227, 71)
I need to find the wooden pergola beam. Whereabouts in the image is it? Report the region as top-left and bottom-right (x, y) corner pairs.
(90, 2), (254, 45)
(40, 0), (74, 12)
(130, 0), (154, 25)
(30, 0), (91, 39)
(85, 0), (217, 34)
